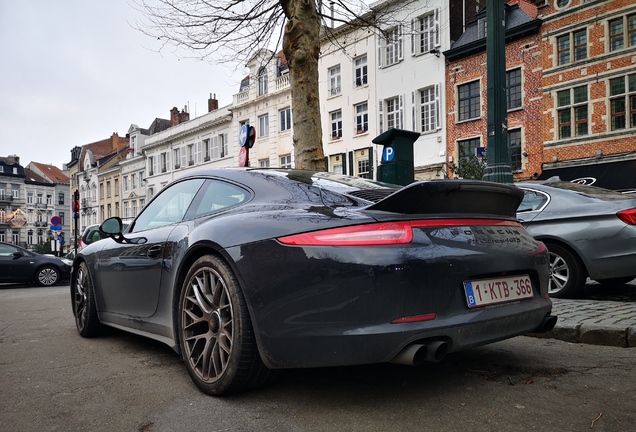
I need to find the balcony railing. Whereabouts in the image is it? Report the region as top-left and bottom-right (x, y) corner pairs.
(275, 74), (290, 91)
(234, 90), (249, 105)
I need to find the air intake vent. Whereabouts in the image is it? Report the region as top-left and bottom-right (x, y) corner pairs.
(347, 188), (396, 203)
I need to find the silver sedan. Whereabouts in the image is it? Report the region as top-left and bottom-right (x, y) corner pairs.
(516, 180), (636, 298)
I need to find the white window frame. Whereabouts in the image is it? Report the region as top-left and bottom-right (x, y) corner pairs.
(354, 55), (367, 87)
(328, 65), (341, 96)
(258, 114), (269, 137)
(412, 10), (440, 56)
(378, 25), (403, 67)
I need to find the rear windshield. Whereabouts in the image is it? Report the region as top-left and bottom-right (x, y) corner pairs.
(545, 182), (631, 200)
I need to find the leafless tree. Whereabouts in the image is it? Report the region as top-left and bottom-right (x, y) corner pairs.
(134, 0), (422, 171)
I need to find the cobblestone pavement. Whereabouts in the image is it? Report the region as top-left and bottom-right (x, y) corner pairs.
(531, 280), (636, 348)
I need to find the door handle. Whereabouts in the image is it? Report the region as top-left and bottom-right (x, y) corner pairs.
(147, 245), (163, 259)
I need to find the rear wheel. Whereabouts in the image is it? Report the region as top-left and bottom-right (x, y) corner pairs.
(178, 255), (275, 396)
(36, 266), (60, 286)
(72, 262), (102, 337)
(545, 243), (586, 299)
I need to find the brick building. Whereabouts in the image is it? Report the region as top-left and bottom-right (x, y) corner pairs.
(537, 0), (636, 191)
(444, 0), (543, 180)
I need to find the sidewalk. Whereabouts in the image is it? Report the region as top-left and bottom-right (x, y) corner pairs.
(530, 298), (636, 348)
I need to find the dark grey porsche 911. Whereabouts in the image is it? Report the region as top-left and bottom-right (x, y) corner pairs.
(71, 168), (556, 395)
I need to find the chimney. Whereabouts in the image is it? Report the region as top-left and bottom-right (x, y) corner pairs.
(208, 93), (219, 112)
(111, 133), (120, 150)
(170, 107), (180, 127)
(178, 106), (190, 124)
(8, 154), (20, 165)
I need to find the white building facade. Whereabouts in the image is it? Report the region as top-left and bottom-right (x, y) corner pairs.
(143, 106), (234, 199)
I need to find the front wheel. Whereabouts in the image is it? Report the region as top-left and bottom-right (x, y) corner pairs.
(36, 266), (60, 286)
(72, 262), (102, 337)
(545, 243), (586, 299)
(178, 255), (275, 396)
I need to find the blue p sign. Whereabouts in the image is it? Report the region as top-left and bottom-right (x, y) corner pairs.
(382, 146), (395, 163)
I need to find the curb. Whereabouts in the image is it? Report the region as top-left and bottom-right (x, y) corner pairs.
(527, 298), (636, 348)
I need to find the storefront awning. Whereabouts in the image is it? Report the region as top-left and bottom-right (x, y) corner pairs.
(538, 159), (636, 192)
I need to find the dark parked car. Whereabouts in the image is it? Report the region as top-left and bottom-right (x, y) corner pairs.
(79, 222), (130, 250)
(516, 180), (636, 298)
(0, 242), (71, 286)
(71, 168), (555, 395)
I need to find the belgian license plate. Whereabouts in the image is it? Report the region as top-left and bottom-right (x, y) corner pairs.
(464, 275), (533, 308)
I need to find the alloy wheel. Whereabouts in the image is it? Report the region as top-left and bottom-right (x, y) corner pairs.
(548, 251), (569, 295)
(74, 266), (88, 330)
(182, 267), (234, 383)
(38, 267), (59, 286)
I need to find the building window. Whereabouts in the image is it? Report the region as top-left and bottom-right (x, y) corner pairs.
(203, 138), (210, 161)
(609, 15), (636, 52)
(279, 108), (292, 131)
(458, 81), (480, 121)
(356, 154), (370, 179)
(609, 73), (636, 131)
(330, 110), (342, 139)
(557, 85), (588, 138)
(506, 68), (522, 110)
(58, 192), (64, 205)
(458, 138), (481, 165)
(280, 154), (292, 168)
(508, 129), (522, 172)
(174, 148), (181, 169)
(419, 86), (438, 132)
(413, 11), (438, 56)
(258, 114), (269, 137)
(12, 189), (18, 199)
(106, 181), (111, 198)
(557, 29), (586, 65)
(385, 96), (402, 130)
(328, 65), (341, 96)
(381, 26), (403, 67)
(354, 102), (368, 133)
(354, 55), (367, 87)
(115, 179), (119, 196)
(27, 192), (33, 204)
(123, 176), (129, 192)
(556, 0), (570, 8)
(258, 67), (268, 95)
(259, 159), (270, 168)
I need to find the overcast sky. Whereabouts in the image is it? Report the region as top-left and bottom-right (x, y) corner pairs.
(0, 0), (242, 170)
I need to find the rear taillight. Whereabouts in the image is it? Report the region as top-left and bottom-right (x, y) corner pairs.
(277, 219), (523, 247)
(278, 222), (413, 246)
(617, 208), (636, 225)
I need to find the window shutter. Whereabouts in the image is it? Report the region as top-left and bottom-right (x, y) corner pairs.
(378, 100), (384, 133)
(399, 94), (404, 129)
(412, 91), (417, 131)
(434, 9), (441, 48)
(196, 141), (202, 163)
(324, 156), (329, 172)
(435, 83), (441, 130)
(398, 25), (404, 61)
(348, 151), (354, 176)
(377, 32), (384, 68)
(411, 19), (416, 56)
(368, 146), (374, 179)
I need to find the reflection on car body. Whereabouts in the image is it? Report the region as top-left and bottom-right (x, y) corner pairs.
(71, 168), (556, 396)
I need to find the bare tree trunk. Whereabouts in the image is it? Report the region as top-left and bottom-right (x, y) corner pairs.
(282, 0), (325, 171)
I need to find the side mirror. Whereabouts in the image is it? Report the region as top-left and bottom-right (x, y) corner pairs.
(101, 217), (123, 235)
(12, 251), (23, 259)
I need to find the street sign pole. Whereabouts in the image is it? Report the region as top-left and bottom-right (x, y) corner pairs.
(482, 0), (513, 184)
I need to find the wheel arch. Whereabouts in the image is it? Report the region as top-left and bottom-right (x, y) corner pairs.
(537, 236), (589, 278)
(171, 241), (263, 359)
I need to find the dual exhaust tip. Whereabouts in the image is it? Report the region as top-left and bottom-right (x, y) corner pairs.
(390, 340), (448, 366)
(390, 314), (558, 366)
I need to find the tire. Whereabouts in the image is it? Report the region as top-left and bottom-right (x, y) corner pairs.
(178, 255), (275, 396)
(72, 262), (102, 337)
(594, 276), (635, 287)
(36, 266), (60, 286)
(545, 243), (586, 299)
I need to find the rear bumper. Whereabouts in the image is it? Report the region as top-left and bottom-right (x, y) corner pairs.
(256, 299), (554, 368)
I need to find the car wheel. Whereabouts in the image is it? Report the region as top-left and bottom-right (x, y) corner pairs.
(594, 276), (635, 287)
(72, 262), (102, 337)
(179, 255), (275, 396)
(545, 243), (586, 299)
(36, 266), (60, 286)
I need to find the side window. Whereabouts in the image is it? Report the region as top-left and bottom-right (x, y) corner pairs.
(518, 190), (549, 212)
(186, 180), (249, 218)
(131, 179), (205, 232)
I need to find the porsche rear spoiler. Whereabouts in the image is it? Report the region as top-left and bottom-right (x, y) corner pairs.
(365, 180), (523, 218)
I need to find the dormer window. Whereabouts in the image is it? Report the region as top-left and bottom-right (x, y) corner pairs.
(258, 67), (268, 95)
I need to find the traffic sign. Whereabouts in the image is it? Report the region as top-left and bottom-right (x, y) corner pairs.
(51, 215), (61, 226)
(50, 225), (62, 231)
(238, 147), (248, 167)
(239, 124), (249, 147)
(382, 146), (395, 163)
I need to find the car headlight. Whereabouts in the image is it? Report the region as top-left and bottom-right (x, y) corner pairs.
(60, 258), (73, 266)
